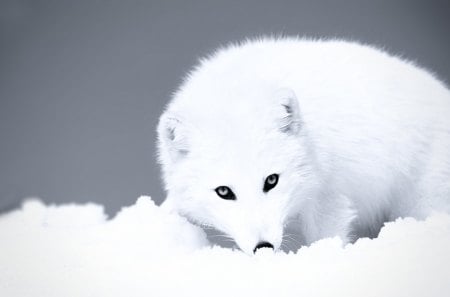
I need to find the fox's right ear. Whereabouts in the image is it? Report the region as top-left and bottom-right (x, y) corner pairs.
(274, 88), (302, 134)
(157, 113), (190, 161)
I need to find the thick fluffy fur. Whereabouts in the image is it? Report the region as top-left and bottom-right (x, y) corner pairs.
(157, 38), (450, 254)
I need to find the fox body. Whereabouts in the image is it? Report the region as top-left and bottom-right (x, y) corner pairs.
(157, 38), (450, 254)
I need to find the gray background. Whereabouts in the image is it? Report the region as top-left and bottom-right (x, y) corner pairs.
(1, 0), (449, 216)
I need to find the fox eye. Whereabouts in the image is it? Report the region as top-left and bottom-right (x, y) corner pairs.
(263, 174), (279, 192)
(215, 186), (236, 200)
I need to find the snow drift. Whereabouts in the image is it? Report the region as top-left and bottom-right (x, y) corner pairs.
(0, 196), (449, 297)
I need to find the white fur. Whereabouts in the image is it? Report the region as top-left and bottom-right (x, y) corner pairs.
(157, 37), (450, 255)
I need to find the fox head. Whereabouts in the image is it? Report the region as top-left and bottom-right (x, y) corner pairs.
(157, 82), (319, 254)
(156, 42), (321, 254)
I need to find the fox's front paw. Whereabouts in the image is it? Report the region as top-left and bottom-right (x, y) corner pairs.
(318, 194), (357, 244)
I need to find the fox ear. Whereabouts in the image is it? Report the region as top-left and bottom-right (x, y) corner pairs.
(158, 113), (190, 161)
(275, 88), (301, 134)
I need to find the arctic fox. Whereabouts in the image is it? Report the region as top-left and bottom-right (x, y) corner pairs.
(157, 38), (450, 255)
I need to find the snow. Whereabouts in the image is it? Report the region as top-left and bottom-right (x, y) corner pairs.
(0, 196), (449, 297)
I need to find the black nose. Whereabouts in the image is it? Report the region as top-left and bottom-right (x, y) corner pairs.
(253, 241), (274, 253)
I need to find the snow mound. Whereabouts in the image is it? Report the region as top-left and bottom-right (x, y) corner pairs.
(0, 196), (449, 297)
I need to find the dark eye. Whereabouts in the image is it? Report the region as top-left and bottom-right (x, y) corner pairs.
(215, 186), (236, 200)
(263, 174), (279, 192)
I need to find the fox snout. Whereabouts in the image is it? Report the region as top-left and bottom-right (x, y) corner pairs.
(234, 228), (282, 255)
(253, 241), (274, 253)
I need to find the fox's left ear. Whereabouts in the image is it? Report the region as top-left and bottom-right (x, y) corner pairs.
(274, 88), (302, 134)
(157, 113), (190, 162)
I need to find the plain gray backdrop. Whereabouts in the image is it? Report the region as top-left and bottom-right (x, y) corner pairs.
(1, 0), (449, 216)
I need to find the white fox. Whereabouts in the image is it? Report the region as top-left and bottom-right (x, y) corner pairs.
(157, 38), (450, 255)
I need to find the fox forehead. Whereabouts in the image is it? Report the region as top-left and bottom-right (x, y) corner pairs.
(182, 141), (298, 197)
(187, 139), (285, 179)
(176, 103), (304, 186)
